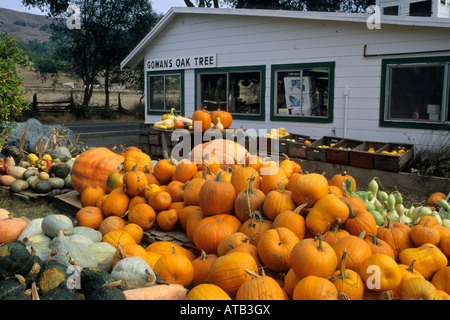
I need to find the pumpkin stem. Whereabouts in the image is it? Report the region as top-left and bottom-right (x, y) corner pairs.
(293, 203), (308, 215)
(107, 280), (123, 290)
(244, 268), (260, 279)
(315, 234), (325, 252)
(358, 230), (366, 239)
(406, 259), (417, 274)
(215, 170), (223, 182)
(368, 234), (382, 246)
(338, 248), (349, 280)
(346, 201), (356, 219)
(276, 180), (286, 194)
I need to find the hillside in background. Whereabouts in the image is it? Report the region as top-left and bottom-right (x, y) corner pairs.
(0, 7), (54, 43)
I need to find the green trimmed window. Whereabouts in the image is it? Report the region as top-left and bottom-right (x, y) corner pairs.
(380, 56), (450, 130)
(147, 70), (184, 115)
(271, 62), (334, 123)
(195, 66), (265, 120)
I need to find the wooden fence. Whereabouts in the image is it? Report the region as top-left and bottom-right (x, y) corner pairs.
(31, 92), (127, 114)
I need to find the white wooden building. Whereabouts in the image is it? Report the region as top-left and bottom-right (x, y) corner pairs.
(121, 6), (450, 150)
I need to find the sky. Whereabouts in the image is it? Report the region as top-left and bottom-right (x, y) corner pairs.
(0, 0), (187, 15)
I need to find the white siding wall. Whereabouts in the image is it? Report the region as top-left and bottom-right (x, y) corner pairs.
(144, 13), (450, 149)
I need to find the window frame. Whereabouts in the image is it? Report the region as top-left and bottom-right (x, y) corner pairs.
(270, 61), (335, 123)
(146, 70), (185, 116)
(380, 56), (450, 130)
(194, 65), (266, 121)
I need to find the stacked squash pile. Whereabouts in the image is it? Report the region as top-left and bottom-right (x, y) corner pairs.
(1, 143), (450, 300)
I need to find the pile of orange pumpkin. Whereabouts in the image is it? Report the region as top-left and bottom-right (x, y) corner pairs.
(2, 140), (449, 300)
(59, 142), (450, 300)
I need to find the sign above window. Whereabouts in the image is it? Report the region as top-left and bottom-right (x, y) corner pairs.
(146, 54), (217, 71)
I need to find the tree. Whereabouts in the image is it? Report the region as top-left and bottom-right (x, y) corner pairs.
(23, 0), (162, 108)
(0, 32), (31, 149)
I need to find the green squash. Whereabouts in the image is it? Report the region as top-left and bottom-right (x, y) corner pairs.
(34, 180), (52, 194)
(50, 146), (72, 162)
(23, 167), (39, 180)
(39, 280), (77, 300)
(73, 227), (102, 243)
(48, 177), (65, 190)
(80, 267), (117, 299)
(111, 256), (156, 290)
(41, 214), (74, 238)
(64, 174), (72, 189)
(88, 242), (116, 272)
(18, 218), (45, 241)
(0, 241), (36, 278)
(9, 179), (29, 193)
(35, 253), (70, 295)
(0, 275), (30, 300)
(51, 234), (98, 269)
(49, 162), (71, 179)
(86, 280), (125, 300)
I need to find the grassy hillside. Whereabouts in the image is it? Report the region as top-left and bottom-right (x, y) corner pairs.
(0, 8), (53, 43)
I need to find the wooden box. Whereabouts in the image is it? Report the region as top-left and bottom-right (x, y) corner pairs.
(306, 136), (343, 162)
(349, 141), (387, 169)
(287, 134), (313, 159)
(326, 138), (363, 165)
(373, 143), (414, 172)
(260, 134), (293, 155)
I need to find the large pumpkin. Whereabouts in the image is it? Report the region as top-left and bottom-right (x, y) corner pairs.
(71, 147), (124, 194)
(191, 139), (248, 166)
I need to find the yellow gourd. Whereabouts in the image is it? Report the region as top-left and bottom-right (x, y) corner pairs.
(216, 118), (224, 131)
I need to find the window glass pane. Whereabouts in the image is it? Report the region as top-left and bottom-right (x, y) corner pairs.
(228, 72), (261, 115)
(165, 75), (181, 110)
(275, 68), (329, 117)
(200, 73), (227, 111)
(388, 65), (444, 121)
(149, 75), (165, 110)
(148, 74), (181, 112)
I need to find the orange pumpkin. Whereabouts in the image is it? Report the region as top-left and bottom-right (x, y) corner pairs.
(272, 204), (307, 240)
(427, 192), (447, 207)
(127, 203), (156, 231)
(305, 193), (349, 236)
(211, 109), (232, 129)
(193, 214), (241, 254)
(332, 232), (372, 272)
(102, 187), (130, 217)
(260, 166), (288, 195)
(290, 235), (337, 279)
(239, 215), (272, 247)
(377, 218), (413, 260)
(153, 154), (177, 185)
(156, 209), (179, 231)
(71, 147), (124, 194)
(0, 213), (28, 243)
(290, 173), (329, 208)
(191, 250), (218, 286)
(123, 223), (144, 244)
(98, 216), (127, 236)
(123, 164), (148, 197)
(74, 206), (104, 230)
(153, 247), (194, 287)
(208, 252), (258, 298)
(102, 229), (136, 248)
(236, 269), (286, 300)
(359, 253), (402, 292)
(147, 191), (172, 212)
(145, 241), (196, 261)
(257, 227), (299, 273)
(330, 249), (364, 300)
(234, 176), (265, 222)
(198, 172), (236, 216)
(292, 275), (338, 300)
(80, 184), (106, 207)
(192, 109), (212, 132)
(262, 182), (296, 221)
(230, 166), (261, 195)
(173, 159), (198, 183)
(329, 172), (356, 195)
(165, 181), (186, 203)
(123, 150), (152, 173)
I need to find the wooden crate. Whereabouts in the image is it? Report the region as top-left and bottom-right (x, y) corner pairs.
(373, 143), (414, 172)
(287, 134), (313, 159)
(306, 136), (343, 162)
(326, 138), (363, 165)
(349, 141), (387, 169)
(263, 134), (293, 155)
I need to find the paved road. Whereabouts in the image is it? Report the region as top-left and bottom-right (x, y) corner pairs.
(65, 121), (143, 149)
